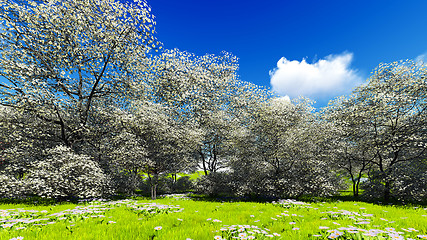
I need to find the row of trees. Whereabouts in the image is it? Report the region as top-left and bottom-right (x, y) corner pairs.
(0, 0), (425, 202)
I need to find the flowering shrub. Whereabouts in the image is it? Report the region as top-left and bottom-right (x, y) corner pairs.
(0, 174), (26, 198)
(362, 161), (427, 202)
(108, 169), (143, 195)
(392, 161), (427, 202)
(25, 146), (112, 199)
(194, 172), (234, 196)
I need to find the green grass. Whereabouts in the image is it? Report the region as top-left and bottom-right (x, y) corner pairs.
(0, 196), (426, 240)
(169, 171), (206, 181)
(137, 171), (206, 181)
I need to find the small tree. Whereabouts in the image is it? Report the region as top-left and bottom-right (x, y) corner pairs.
(322, 96), (374, 197)
(230, 97), (342, 198)
(338, 60), (427, 201)
(147, 49), (270, 176)
(115, 101), (200, 199)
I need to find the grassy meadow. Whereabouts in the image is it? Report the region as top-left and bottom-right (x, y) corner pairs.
(0, 194), (426, 240)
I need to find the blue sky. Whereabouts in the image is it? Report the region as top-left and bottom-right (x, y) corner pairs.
(148, 0), (427, 108)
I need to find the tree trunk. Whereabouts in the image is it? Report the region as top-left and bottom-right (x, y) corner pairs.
(354, 170), (364, 198)
(355, 180), (360, 197)
(151, 184), (157, 200)
(202, 157), (208, 176)
(352, 183), (358, 197)
(150, 173), (158, 200)
(199, 150), (208, 176)
(349, 172), (359, 197)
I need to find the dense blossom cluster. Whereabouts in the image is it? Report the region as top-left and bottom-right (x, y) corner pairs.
(0, 146), (111, 198)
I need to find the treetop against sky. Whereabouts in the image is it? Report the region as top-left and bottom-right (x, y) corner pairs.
(148, 0), (427, 107)
(1, 0), (427, 108)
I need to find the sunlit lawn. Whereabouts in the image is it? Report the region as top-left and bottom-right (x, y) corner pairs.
(1, 195), (426, 240)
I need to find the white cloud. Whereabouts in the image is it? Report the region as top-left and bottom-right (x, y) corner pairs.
(269, 52), (363, 99)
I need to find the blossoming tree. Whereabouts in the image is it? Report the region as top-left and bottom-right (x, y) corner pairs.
(0, 0), (159, 149)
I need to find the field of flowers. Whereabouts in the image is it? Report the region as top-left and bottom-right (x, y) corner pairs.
(0, 194), (426, 240)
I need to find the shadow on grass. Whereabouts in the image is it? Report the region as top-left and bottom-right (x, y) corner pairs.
(297, 194), (427, 208)
(0, 196), (60, 206)
(187, 191), (427, 207)
(1, 191), (425, 207)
